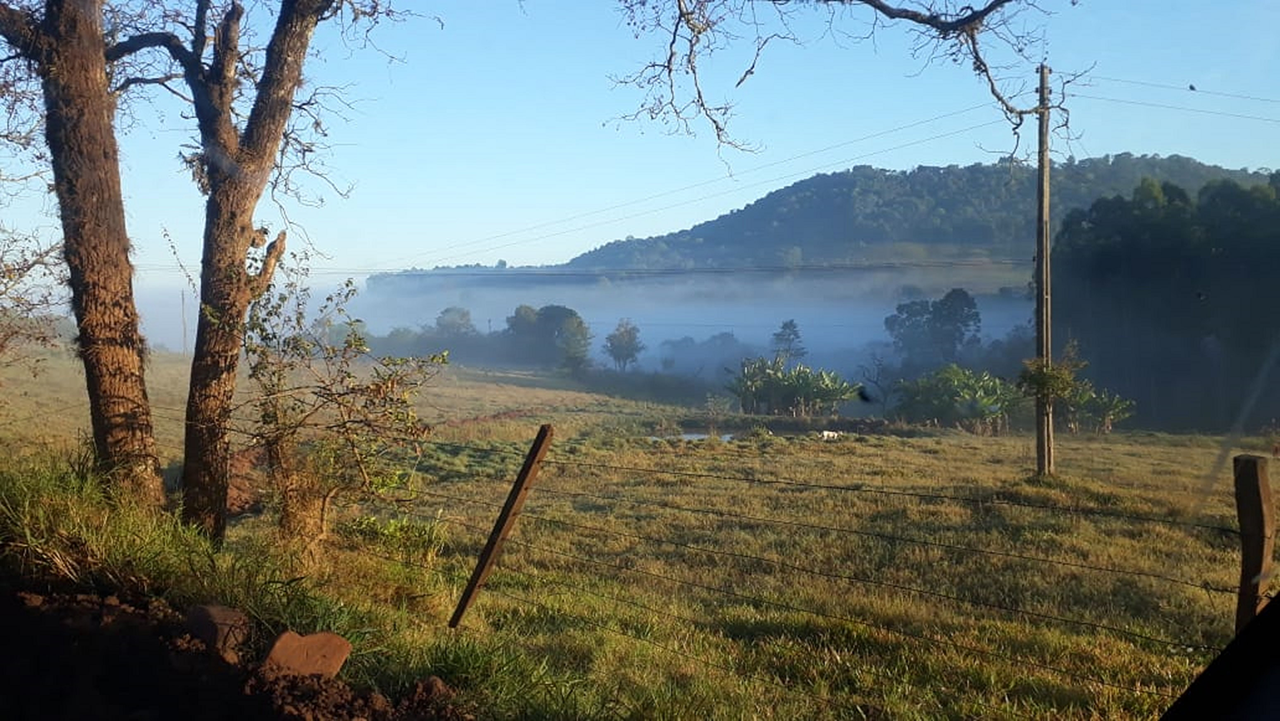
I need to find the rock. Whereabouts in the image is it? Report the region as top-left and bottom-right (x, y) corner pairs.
(17, 592), (44, 608)
(263, 630), (352, 680)
(186, 604), (251, 665)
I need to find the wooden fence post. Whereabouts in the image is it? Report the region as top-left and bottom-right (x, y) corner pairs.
(449, 424), (554, 628)
(1234, 454), (1274, 634)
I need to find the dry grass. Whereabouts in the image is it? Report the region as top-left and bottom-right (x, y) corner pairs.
(0, 351), (1266, 718)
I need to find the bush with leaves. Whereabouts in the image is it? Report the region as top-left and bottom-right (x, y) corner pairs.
(727, 356), (861, 417)
(895, 364), (1024, 435)
(1018, 342), (1135, 435)
(243, 256), (446, 560)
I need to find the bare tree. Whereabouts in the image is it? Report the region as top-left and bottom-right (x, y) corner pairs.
(0, 1), (165, 505)
(617, 0), (1060, 147)
(0, 227), (62, 376)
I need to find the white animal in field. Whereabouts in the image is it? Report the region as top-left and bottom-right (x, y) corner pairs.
(820, 430), (842, 441)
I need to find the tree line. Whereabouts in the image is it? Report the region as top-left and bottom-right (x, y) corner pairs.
(567, 155), (1271, 271)
(1054, 174), (1280, 431)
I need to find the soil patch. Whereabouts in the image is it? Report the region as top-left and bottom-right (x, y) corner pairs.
(0, 581), (464, 720)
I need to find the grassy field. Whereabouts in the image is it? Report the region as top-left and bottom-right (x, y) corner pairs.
(0, 351), (1269, 719)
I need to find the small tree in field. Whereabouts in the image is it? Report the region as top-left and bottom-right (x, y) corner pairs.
(771, 319), (807, 365)
(243, 256), (445, 562)
(604, 318), (645, 372)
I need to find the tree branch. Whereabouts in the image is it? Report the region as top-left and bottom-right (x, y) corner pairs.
(112, 73), (184, 96)
(856, 0), (1019, 36)
(620, 0), (1050, 148)
(105, 31), (195, 68)
(0, 4), (41, 60)
(249, 231), (287, 298)
(240, 0), (337, 170)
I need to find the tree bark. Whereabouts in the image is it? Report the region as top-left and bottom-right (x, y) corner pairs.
(34, 0), (163, 504)
(179, 1), (326, 541)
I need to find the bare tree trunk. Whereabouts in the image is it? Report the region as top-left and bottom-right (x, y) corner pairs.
(37, 0), (162, 505)
(176, 1), (325, 541)
(181, 185), (279, 539)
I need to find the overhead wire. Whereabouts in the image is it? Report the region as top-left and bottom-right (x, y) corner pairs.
(1088, 75), (1280, 105)
(1070, 94), (1280, 125)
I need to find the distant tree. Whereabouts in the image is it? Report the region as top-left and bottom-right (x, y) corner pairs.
(557, 314), (593, 376)
(771, 319), (807, 365)
(884, 288), (981, 374)
(436, 306), (477, 337)
(604, 319), (646, 372)
(503, 303), (593, 372)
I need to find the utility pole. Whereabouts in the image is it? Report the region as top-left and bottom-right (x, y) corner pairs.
(1035, 63), (1054, 476)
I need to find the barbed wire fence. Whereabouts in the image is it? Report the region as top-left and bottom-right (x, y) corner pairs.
(306, 423), (1259, 717)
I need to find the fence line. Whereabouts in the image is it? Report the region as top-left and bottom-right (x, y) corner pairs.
(483, 529), (1180, 701)
(489, 566), (1030, 720)
(512, 509), (1222, 652)
(540, 456), (1238, 535)
(397, 484), (1232, 595)
(420, 439), (1237, 534)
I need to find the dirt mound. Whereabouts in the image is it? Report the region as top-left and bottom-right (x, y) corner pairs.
(0, 585), (465, 720)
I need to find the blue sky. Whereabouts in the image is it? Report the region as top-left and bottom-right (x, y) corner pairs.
(13, 1), (1280, 295)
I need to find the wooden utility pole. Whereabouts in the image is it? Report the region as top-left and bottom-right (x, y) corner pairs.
(1035, 64), (1055, 476)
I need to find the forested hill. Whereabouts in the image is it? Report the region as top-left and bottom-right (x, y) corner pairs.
(566, 154), (1270, 269)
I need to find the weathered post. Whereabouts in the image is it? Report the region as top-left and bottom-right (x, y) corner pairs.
(449, 424), (554, 628)
(1034, 63), (1055, 476)
(1234, 454), (1274, 634)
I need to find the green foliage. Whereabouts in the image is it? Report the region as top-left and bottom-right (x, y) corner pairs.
(1055, 176), (1280, 430)
(336, 514), (448, 564)
(727, 356), (860, 417)
(770, 319), (807, 364)
(884, 288), (981, 373)
(562, 154), (1270, 269)
(1017, 342), (1087, 407)
(603, 318), (645, 372)
(1017, 344), (1135, 435)
(505, 304), (594, 374)
(896, 364), (1023, 434)
(243, 255), (446, 549)
(435, 306), (477, 337)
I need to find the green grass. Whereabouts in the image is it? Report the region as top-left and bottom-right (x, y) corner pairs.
(0, 352), (1268, 718)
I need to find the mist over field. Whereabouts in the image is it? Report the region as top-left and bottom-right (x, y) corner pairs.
(347, 269), (1032, 376)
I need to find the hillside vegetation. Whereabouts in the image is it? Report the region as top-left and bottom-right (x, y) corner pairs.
(565, 154), (1269, 269)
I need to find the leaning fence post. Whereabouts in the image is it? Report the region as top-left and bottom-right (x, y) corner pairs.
(1233, 454), (1274, 634)
(449, 424), (554, 628)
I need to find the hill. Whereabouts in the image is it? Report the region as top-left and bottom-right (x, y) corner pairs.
(565, 153), (1270, 269)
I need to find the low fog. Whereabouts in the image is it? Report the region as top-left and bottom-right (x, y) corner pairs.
(344, 269), (1032, 379)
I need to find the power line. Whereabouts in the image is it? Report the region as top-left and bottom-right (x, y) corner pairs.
(376, 101), (1014, 270)
(1072, 94), (1280, 125)
(1089, 76), (1280, 105)
(265, 118), (1006, 275)
(130, 255), (1034, 278)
